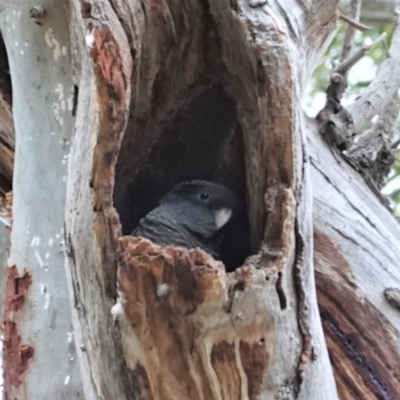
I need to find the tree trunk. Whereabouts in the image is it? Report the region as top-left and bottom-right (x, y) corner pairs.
(2, 0), (400, 399)
(0, 1), (83, 399)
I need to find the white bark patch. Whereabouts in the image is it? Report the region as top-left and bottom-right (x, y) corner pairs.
(44, 292), (50, 310)
(52, 101), (64, 127)
(31, 236), (41, 247)
(34, 251), (45, 268)
(62, 154), (70, 165)
(111, 292), (126, 321)
(156, 283), (170, 297)
(55, 84), (65, 100)
(67, 96), (73, 111)
(85, 31), (95, 48)
(48, 238), (54, 247)
(214, 208), (232, 229)
(44, 28), (62, 61)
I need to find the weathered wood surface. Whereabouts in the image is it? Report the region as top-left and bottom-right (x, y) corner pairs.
(308, 119), (400, 399)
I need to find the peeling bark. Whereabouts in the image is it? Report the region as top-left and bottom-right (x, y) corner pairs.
(2, 267), (34, 399)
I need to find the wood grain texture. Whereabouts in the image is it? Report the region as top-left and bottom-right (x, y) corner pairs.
(309, 117), (400, 399)
(65, 0), (339, 398)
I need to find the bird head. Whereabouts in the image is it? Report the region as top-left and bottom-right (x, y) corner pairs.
(160, 180), (241, 237)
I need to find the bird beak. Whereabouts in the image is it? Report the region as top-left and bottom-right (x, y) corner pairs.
(214, 208), (232, 229)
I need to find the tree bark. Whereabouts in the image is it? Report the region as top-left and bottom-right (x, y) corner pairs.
(65, 0), (339, 398)
(1, 1), (83, 399)
(2, 0), (400, 400)
(308, 119), (400, 399)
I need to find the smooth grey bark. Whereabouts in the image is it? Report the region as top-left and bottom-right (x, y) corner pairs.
(0, 1), (83, 399)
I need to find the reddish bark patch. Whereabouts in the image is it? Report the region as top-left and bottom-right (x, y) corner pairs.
(118, 237), (224, 399)
(87, 21), (131, 299)
(239, 340), (268, 400)
(90, 27), (127, 107)
(4, 265), (32, 311)
(298, 335), (312, 373)
(314, 230), (400, 399)
(211, 341), (242, 397)
(2, 266), (34, 398)
(5, 191), (12, 232)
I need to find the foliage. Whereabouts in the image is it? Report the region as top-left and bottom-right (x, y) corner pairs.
(304, 22), (400, 215)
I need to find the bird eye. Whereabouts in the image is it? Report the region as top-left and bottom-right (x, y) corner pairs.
(199, 192), (210, 201)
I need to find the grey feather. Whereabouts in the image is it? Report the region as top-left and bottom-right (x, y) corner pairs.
(131, 180), (240, 259)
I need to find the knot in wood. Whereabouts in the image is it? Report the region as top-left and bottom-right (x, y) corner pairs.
(30, 5), (46, 25)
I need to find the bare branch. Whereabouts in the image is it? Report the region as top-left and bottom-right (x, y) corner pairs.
(335, 32), (387, 74)
(392, 137), (400, 149)
(338, 11), (373, 33)
(340, 0), (395, 25)
(340, 0), (363, 62)
(348, 0), (400, 132)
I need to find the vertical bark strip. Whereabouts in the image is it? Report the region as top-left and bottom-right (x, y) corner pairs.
(1, 1), (83, 398)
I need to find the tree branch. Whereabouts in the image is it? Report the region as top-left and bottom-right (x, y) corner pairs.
(316, 33), (386, 150)
(348, 0), (400, 132)
(338, 10), (372, 35)
(340, 0), (395, 25)
(339, 0), (363, 62)
(336, 32), (387, 75)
